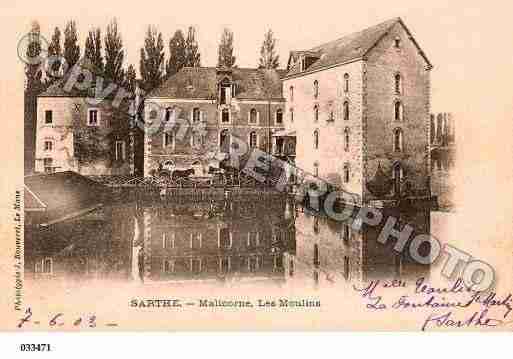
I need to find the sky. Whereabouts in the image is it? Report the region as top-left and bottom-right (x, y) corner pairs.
(4, 0), (513, 115)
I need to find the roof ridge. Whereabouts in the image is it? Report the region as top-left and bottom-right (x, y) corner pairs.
(307, 17), (400, 52)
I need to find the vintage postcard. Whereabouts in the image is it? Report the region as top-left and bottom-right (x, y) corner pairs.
(1, 0), (512, 338)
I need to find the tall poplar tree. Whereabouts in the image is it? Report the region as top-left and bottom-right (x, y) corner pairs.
(184, 26), (201, 67)
(139, 25), (165, 91)
(258, 29), (279, 69)
(84, 27), (104, 74)
(45, 26), (62, 84)
(217, 27), (236, 68)
(63, 20), (80, 68)
(25, 21), (43, 90)
(104, 18), (125, 84)
(124, 64), (137, 93)
(166, 29), (186, 77)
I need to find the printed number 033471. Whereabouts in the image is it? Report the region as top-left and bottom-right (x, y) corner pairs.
(20, 344), (51, 352)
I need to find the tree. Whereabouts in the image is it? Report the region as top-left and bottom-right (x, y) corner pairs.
(104, 18), (125, 84)
(84, 27), (103, 74)
(25, 21), (45, 174)
(124, 64), (137, 93)
(25, 21), (44, 91)
(45, 26), (62, 85)
(139, 25), (165, 91)
(166, 29), (186, 77)
(258, 29), (279, 69)
(217, 27), (236, 68)
(184, 26), (201, 67)
(63, 20), (80, 68)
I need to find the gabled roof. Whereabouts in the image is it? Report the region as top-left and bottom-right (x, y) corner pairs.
(39, 72), (126, 99)
(147, 67), (286, 100)
(39, 59), (132, 100)
(285, 17), (432, 77)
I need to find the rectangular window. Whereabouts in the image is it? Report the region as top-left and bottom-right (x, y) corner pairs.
(192, 108), (201, 123)
(44, 140), (53, 151)
(248, 256), (260, 272)
(162, 233), (175, 249)
(220, 257), (230, 273)
(276, 110), (283, 125)
(190, 233), (202, 249)
(247, 232), (260, 247)
(219, 228), (232, 248)
(190, 258), (202, 273)
(163, 260), (175, 273)
(115, 140), (125, 160)
(344, 164), (350, 183)
(163, 132), (174, 148)
(42, 258), (52, 274)
(44, 110), (53, 124)
(88, 109), (99, 126)
(274, 255), (283, 270)
(43, 158), (54, 173)
(221, 109), (230, 123)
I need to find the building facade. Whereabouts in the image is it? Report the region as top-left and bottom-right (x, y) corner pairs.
(143, 67), (286, 177)
(140, 200), (295, 283)
(35, 76), (136, 176)
(279, 18), (432, 205)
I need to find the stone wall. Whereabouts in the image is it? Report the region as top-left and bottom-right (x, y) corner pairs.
(143, 98), (285, 177)
(282, 61), (365, 199)
(363, 22), (431, 201)
(36, 97), (133, 175)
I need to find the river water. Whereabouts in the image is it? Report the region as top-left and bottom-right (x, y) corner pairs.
(25, 196), (431, 289)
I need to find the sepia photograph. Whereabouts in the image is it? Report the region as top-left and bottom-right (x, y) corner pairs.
(0, 0), (512, 356)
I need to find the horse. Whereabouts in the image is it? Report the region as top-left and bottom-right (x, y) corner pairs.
(172, 168), (195, 181)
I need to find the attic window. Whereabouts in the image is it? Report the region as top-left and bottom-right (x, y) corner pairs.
(301, 57), (306, 72)
(394, 37), (401, 48)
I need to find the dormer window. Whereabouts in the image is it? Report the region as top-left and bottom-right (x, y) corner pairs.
(301, 57), (306, 72)
(219, 78), (231, 105)
(394, 37), (401, 49)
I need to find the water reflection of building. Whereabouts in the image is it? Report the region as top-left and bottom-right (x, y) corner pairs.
(284, 205), (430, 288)
(429, 112), (455, 209)
(139, 199), (296, 284)
(25, 204), (135, 281)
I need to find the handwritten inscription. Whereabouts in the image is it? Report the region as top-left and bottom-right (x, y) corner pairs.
(353, 277), (512, 331)
(17, 307), (117, 329)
